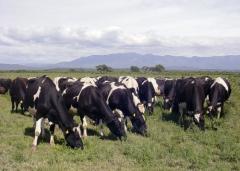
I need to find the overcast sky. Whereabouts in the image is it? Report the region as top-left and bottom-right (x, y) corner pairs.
(0, 0), (240, 64)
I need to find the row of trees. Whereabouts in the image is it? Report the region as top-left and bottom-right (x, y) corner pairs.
(96, 64), (165, 72)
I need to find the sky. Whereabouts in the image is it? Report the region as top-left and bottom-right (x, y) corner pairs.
(0, 0), (240, 64)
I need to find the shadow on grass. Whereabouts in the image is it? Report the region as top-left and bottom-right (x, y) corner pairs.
(11, 110), (32, 117)
(85, 127), (101, 137)
(24, 127), (65, 145)
(161, 111), (179, 123)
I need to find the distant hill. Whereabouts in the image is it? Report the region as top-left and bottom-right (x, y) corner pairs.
(0, 53), (239, 71)
(53, 53), (240, 71)
(0, 63), (34, 70)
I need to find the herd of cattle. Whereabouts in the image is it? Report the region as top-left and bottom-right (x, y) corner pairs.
(0, 75), (231, 150)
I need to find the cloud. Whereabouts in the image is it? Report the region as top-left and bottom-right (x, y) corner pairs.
(0, 26), (240, 64)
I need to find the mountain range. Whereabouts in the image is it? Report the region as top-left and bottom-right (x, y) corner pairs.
(1, 53), (239, 71)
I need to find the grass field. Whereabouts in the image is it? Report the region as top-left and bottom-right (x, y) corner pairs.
(0, 71), (239, 171)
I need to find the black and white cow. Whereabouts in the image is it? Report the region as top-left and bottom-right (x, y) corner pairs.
(136, 77), (155, 115)
(0, 78), (12, 94)
(9, 77), (28, 113)
(98, 81), (147, 136)
(172, 77), (206, 130)
(62, 81), (127, 140)
(53, 77), (77, 93)
(118, 76), (145, 114)
(207, 77), (231, 119)
(24, 76), (83, 150)
(162, 79), (176, 110)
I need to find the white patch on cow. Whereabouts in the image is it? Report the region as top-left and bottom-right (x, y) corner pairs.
(205, 77), (209, 81)
(73, 125), (82, 138)
(27, 77), (36, 80)
(152, 97), (155, 103)
(148, 77), (161, 95)
(80, 77), (97, 86)
(106, 82), (125, 104)
(165, 99), (169, 103)
(113, 109), (124, 122)
(33, 86), (41, 101)
(142, 80), (148, 85)
(62, 88), (67, 96)
(148, 103), (152, 107)
(32, 117), (43, 147)
(68, 77), (77, 82)
(194, 113), (201, 123)
(53, 77), (64, 91)
(132, 92), (145, 113)
(119, 76), (139, 95)
(138, 104), (145, 114)
(76, 83), (94, 101)
(191, 80), (195, 84)
(211, 77), (229, 92)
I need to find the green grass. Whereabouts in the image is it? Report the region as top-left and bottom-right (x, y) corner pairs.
(0, 71), (239, 170)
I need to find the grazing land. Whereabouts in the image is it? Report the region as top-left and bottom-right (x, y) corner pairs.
(0, 71), (239, 171)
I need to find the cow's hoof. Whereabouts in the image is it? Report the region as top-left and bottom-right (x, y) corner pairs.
(31, 145), (37, 151)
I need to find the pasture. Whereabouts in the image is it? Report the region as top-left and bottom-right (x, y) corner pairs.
(0, 71), (239, 170)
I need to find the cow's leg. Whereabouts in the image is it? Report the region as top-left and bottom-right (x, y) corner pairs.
(11, 97), (15, 113)
(20, 100), (24, 114)
(15, 101), (19, 113)
(49, 122), (55, 146)
(32, 117), (43, 150)
(41, 118), (46, 138)
(82, 116), (88, 137)
(217, 105), (223, 119)
(99, 119), (104, 136)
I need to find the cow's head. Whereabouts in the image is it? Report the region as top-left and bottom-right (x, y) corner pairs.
(131, 111), (147, 136)
(163, 96), (174, 111)
(107, 115), (127, 141)
(65, 129), (83, 149)
(193, 113), (205, 130)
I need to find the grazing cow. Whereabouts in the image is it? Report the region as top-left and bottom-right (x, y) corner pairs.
(136, 77), (155, 115)
(172, 77), (206, 130)
(207, 77), (231, 119)
(162, 79), (176, 110)
(9, 77), (28, 113)
(24, 76), (83, 150)
(118, 76), (145, 114)
(99, 81), (147, 136)
(0, 78), (12, 94)
(62, 81), (126, 140)
(53, 77), (77, 92)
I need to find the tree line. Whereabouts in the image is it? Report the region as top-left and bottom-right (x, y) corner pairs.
(96, 64), (165, 72)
